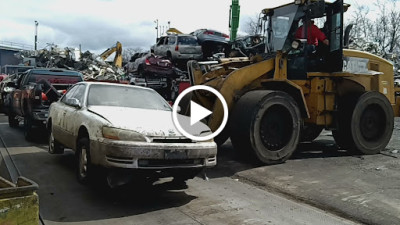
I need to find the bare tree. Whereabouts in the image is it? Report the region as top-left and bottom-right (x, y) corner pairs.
(242, 14), (261, 35)
(348, 4), (372, 40)
(387, 1), (400, 53)
(122, 47), (144, 62)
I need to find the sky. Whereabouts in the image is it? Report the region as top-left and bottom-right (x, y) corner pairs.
(0, 0), (379, 54)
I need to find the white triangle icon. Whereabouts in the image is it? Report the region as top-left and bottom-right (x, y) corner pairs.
(190, 101), (212, 126)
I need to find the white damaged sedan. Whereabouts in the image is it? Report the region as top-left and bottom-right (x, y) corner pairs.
(47, 82), (217, 184)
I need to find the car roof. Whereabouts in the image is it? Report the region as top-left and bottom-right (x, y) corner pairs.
(28, 68), (82, 76)
(82, 81), (155, 92)
(160, 34), (195, 37)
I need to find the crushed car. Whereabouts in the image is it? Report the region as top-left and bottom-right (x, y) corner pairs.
(126, 52), (190, 102)
(229, 35), (265, 57)
(47, 82), (217, 185)
(191, 29), (231, 58)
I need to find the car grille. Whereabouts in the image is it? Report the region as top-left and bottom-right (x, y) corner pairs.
(106, 155), (134, 164)
(152, 138), (193, 143)
(138, 159), (203, 167)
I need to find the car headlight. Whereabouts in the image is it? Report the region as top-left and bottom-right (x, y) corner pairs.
(102, 127), (147, 142)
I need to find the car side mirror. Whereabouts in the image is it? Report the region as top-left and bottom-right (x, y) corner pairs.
(67, 98), (81, 108)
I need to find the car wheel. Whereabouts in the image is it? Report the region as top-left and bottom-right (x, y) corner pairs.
(8, 112), (19, 128)
(48, 127), (64, 154)
(76, 137), (93, 184)
(24, 116), (33, 141)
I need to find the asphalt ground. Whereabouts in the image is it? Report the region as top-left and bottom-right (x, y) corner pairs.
(0, 114), (357, 225)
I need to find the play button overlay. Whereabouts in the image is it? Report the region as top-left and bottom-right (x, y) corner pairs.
(190, 101), (212, 126)
(172, 85), (228, 141)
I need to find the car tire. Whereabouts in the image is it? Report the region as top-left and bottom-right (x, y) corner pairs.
(24, 116), (33, 141)
(8, 112), (19, 128)
(76, 137), (94, 184)
(48, 126), (64, 154)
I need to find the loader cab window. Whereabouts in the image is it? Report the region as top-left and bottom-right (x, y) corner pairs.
(272, 16), (290, 39)
(330, 13), (341, 51)
(265, 4), (298, 52)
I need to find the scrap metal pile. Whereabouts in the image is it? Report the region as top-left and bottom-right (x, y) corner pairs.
(14, 45), (125, 81)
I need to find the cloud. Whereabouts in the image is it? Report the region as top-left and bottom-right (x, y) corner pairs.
(41, 17), (154, 51)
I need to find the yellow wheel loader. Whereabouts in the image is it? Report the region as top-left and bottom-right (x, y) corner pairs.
(180, 0), (400, 164)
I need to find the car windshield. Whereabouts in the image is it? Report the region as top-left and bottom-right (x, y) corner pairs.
(87, 84), (172, 111)
(178, 36), (198, 45)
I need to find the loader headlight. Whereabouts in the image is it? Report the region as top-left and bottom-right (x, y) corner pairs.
(102, 127), (147, 142)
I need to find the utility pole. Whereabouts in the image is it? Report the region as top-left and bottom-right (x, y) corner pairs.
(168, 21), (170, 29)
(154, 19), (159, 41)
(34, 20), (39, 50)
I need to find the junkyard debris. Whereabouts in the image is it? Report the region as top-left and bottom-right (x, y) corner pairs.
(14, 45), (126, 81)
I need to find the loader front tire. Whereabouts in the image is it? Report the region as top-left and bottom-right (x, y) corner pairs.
(230, 91), (301, 164)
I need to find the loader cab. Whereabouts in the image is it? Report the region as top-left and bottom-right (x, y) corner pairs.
(263, 0), (345, 79)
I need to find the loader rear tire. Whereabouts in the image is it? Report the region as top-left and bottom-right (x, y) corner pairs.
(333, 93), (361, 150)
(334, 91), (394, 154)
(351, 91), (394, 154)
(230, 91), (301, 164)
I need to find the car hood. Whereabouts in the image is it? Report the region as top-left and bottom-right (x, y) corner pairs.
(88, 106), (211, 138)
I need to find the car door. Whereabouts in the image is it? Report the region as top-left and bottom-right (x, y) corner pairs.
(154, 37), (166, 56)
(12, 73), (28, 115)
(62, 84), (86, 148)
(54, 85), (79, 147)
(166, 36), (176, 56)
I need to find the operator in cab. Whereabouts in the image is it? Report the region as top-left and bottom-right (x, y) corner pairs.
(295, 19), (329, 47)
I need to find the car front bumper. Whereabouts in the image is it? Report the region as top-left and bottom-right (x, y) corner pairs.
(175, 53), (203, 61)
(90, 138), (217, 169)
